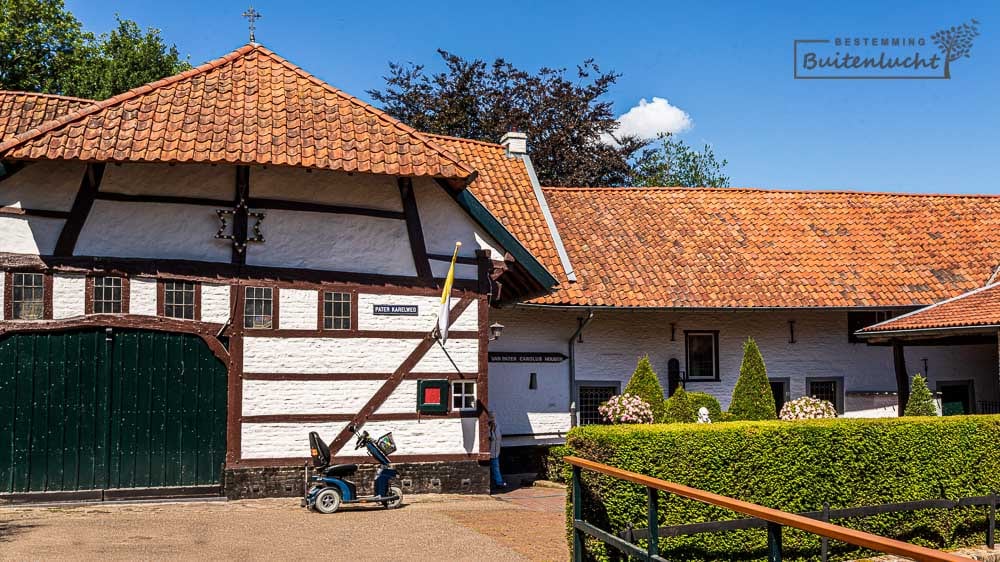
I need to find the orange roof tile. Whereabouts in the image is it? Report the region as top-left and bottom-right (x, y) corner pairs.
(428, 133), (567, 285)
(534, 187), (1000, 308)
(859, 282), (1000, 334)
(0, 45), (475, 181)
(0, 91), (92, 141)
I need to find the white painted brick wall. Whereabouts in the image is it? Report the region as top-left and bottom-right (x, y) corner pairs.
(375, 380), (419, 414)
(242, 337), (478, 374)
(129, 278), (158, 316)
(243, 379), (383, 416)
(279, 288), (317, 330)
(52, 274), (85, 318)
(357, 294), (478, 332)
(242, 422), (345, 459)
(201, 283), (231, 323)
(241, 418), (479, 459)
(335, 418), (479, 457)
(490, 307), (999, 444)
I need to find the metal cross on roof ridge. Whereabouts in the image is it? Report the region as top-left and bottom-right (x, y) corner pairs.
(242, 5), (262, 44)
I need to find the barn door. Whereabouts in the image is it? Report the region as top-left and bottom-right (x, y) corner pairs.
(0, 329), (227, 494)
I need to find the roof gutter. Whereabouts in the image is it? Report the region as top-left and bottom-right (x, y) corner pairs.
(519, 154), (576, 282)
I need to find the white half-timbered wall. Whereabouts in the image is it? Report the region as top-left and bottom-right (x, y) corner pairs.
(0, 161), (494, 466)
(0, 162), (500, 277)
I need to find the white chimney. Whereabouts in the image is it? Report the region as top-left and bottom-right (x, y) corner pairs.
(500, 131), (527, 157)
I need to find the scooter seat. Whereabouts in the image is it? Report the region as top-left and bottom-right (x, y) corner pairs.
(323, 463), (358, 477)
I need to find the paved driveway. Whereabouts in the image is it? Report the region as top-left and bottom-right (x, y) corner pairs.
(0, 486), (568, 561)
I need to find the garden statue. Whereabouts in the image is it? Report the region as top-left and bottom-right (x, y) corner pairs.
(696, 407), (711, 424)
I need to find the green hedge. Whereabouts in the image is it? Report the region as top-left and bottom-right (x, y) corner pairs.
(566, 416), (1000, 561)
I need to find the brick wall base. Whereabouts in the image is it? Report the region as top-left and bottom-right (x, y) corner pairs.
(224, 460), (490, 500)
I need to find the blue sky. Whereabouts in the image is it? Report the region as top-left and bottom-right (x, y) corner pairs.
(67, 1), (997, 193)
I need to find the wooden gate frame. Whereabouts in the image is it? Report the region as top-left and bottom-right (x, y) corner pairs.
(0, 314), (230, 365)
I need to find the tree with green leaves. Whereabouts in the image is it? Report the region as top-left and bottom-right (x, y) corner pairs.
(631, 133), (730, 187)
(0, 0), (87, 94)
(664, 384), (696, 423)
(0, 1), (188, 99)
(728, 338), (777, 420)
(903, 374), (938, 416)
(369, 50), (649, 187)
(622, 355), (666, 422)
(62, 17), (190, 100)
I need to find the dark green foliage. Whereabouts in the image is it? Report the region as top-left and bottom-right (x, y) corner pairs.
(688, 391), (723, 421)
(904, 374), (938, 417)
(728, 338), (777, 420)
(632, 132), (731, 187)
(0, 1), (188, 99)
(567, 417), (1000, 560)
(663, 385), (696, 423)
(369, 50), (649, 187)
(63, 17), (190, 100)
(622, 355), (666, 422)
(543, 444), (573, 483)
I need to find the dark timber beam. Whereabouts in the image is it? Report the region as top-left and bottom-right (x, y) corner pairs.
(892, 340), (910, 416)
(398, 177), (433, 281)
(54, 162), (105, 256)
(232, 165), (250, 265)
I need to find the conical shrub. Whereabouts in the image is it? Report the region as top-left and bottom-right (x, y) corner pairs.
(903, 374), (938, 416)
(728, 338), (777, 420)
(623, 355), (667, 422)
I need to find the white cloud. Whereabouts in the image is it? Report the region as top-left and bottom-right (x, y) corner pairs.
(603, 97), (693, 145)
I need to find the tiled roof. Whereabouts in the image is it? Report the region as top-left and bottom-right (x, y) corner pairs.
(0, 44), (475, 181)
(534, 187), (1000, 308)
(859, 282), (1000, 334)
(0, 91), (92, 141)
(428, 134), (566, 286)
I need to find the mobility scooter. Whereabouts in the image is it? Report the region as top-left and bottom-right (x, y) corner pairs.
(302, 425), (403, 514)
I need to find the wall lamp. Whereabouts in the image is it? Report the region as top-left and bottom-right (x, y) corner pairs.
(489, 322), (505, 341)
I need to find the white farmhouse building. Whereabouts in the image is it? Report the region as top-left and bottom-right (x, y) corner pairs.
(0, 43), (998, 498)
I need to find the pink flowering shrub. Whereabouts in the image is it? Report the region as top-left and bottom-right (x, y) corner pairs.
(599, 393), (655, 424)
(779, 396), (838, 420)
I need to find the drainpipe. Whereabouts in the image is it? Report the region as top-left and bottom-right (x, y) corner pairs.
(568, 310), (595, 428)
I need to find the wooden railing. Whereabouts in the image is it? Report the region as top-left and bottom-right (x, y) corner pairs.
(566, 455), (975, 562)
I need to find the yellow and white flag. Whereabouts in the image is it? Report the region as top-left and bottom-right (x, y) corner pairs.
(437, 241), (461, 343)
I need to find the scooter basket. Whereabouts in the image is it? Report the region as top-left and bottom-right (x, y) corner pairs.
(375, 432), (397, 455)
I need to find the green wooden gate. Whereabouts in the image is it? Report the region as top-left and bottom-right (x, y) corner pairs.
(0, 328), (227, 493)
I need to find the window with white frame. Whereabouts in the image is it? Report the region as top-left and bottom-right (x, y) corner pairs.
(323, 291), (351, 330)
(93, 276), (123, 314)
(163, 281), (196, 320)
(451, 381), (476, 411)
(244, 286), (273, 329)
(12, 273), (44, 320)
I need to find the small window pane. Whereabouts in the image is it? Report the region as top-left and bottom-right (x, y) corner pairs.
(579, 385), (617, 425)
(164, 281), (196, 320)
(809, 380), (841, 412)
(687, 333), (717, 379)
(323, 292), (351, 330)
(244, 287), (272, 329)
(12, 273), (44, 320)
(93, 276), (123, 314)
(451, 381), (476, 411)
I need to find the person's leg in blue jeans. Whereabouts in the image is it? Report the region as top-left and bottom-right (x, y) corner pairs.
(490, 457), (506, 487)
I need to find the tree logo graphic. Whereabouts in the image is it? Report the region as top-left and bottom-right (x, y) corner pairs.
(931, 19), (981, 79)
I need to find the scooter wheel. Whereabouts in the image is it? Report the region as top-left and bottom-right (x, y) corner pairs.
(382, 486), (403, 509)
(313, 488), (342, 514)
